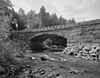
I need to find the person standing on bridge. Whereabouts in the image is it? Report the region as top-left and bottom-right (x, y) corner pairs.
(12, 19), (18, 31)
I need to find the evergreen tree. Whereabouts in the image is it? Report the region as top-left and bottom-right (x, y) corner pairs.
(67, 18), (76, 24)
(58, 16), (67, 25)
(17, 8), (27, 30)
(44, 12), (51, 26)
(39, 6), (47, 27)
(51, 13), (59, 26)
(26, 10), (41, 29)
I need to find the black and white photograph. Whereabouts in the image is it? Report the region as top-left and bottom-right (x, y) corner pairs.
(0, 0), (100, 78)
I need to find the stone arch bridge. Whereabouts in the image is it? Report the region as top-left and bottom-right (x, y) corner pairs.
(10, 19), (100, 50)
(10, 24), (79, 45)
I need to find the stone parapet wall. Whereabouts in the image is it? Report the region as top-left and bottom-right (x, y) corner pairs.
(23, 19), (100, 32)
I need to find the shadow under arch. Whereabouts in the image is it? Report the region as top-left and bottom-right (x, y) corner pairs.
(29, 34), (67, 51)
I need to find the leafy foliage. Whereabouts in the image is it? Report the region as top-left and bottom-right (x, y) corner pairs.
(0, 0), (13, 16)
(0, 39), (31, 78)
(0, 16), (12, 31)
(26, 10), (42, 28)
(17, 8), (27, 30)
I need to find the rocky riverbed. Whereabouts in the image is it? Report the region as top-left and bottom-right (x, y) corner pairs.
(11, 47), (100, 78)
(63, 44), (100, 61)
(14, 51), (100, 78)
(0, 39), (100, 78)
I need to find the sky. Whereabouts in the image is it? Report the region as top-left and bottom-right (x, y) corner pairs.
(10, 0), (100, 22)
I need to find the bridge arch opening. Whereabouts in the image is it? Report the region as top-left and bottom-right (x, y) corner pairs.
(29, 34), (67, 51)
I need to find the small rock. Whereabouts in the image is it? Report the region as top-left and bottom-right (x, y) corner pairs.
(25, 50), (32, 53)
(23, 69), (30, 74)
(56, 76), (63, 78)
(39, 69), (46, 75)
(40, 57), (48, 61)
(69, 68), (79, 74)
